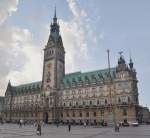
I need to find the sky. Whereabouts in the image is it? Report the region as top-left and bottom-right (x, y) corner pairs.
(0, 0), (150, 108)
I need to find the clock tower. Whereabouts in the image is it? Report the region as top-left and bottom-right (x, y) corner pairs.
(42, 8), (65, 91)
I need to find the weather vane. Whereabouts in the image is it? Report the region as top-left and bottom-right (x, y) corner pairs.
(118, 51), (123, 57)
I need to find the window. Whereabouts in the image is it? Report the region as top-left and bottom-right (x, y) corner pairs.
(90, 101), (92, 105)
(93, 112), (96, 117)
(123, 109), (127, 116)
(86, 112), (89, 117)
(73, 112), (75, 117)
(121, 96), (127, 103)
(72, 90), (75, 95)
(67, 113), (69, 117)
(128, 97), (130, 103)
(92, 87), (96, 93)
(100, 110), (104, 116)
(118, 98), (121, 103)
(97, 100), (99, 105)
(79, 112), (82, 117)
(105, 99), (107, 105)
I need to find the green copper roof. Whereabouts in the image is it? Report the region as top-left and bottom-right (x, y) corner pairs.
(12, 68), (116, 95)
(14, 81), (42, 95)
(62, 68), (116, 87)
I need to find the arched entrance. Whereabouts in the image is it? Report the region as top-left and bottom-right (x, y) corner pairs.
(43, 112), (48, 124)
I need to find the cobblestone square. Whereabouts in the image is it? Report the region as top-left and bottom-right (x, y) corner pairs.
(0, 124), (150, 138)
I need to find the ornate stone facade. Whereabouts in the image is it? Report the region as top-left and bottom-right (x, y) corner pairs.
(2, 9), (139, 125)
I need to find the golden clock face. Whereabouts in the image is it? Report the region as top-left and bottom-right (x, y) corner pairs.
(47, 63), (52, 69)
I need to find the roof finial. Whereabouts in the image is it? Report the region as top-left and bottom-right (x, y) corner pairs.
(129, 49), (132, 62)
(53, 5), (57, 23)
(118, 51), (125, 64)
(118, 51), (123, 57)
(129, 50), (134, 69)
(54, 5), (57, 18)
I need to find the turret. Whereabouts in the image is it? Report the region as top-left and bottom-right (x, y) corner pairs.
(116, 52), (128, 72)
(5, 80), (12, 96)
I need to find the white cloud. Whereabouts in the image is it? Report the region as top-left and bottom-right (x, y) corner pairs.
(99, 32), (104, 40)
(59, 0), (93, 73)
(0, 0), (43, 95)
(7, 45), (43, 85)
(0, 0), (19, 25)
(0, 25), (43, 95)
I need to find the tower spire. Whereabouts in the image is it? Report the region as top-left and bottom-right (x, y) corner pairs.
(54, 6), (56, 18)
(53, 6), (57, 23)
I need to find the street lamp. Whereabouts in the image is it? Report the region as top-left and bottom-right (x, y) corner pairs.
(107, 49), (117, 127)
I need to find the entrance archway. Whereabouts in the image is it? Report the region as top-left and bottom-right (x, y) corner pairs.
(43, 112), (48, 124)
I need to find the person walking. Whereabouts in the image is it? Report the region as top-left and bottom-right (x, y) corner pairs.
(117, 123), (120, 132)
(115, 123), (120, 132)
(68, 123), (71, 132)
(56, 121), (59, 128)
(19, 119), (22, 128)
(37, 123), (41, 136)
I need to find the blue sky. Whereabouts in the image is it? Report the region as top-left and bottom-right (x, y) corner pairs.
(0, 0), (150, 108)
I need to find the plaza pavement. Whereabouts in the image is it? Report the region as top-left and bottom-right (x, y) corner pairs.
(0, 124), (150, 138)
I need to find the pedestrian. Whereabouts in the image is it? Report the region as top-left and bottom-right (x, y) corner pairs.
(68, 123), (71, 132)
(56, 122), (59, 128)
(117, 123), (120, 132)
(115, 123), (120, 132)
(37, 123), (41, 136)
(19, 119), (22, 128)
(84, 122), (86, 127)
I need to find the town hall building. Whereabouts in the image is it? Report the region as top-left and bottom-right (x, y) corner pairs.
(2, 9), (139, 125)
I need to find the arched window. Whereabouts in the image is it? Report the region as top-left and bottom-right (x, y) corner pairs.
(73, 112), (75, 117)
(79, 112), (82, 117)
(123, 109), (127, 116)
(67, 113), (69, 117)
(128, 97), (130, 103)
(118, 98), (121, 103)
(86, 112), (89, 117)
(93, 112), (96, 117)
(105, 99), (107, 105)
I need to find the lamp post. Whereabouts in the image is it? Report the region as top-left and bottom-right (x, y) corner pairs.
(107, 49), (116, 127)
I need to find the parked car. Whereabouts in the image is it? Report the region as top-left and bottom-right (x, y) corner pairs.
(122, 122), (129, 127)
(146, 121), (150, 125)
(130, 121), (139, 127)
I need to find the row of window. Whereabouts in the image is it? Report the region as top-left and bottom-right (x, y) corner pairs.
(5, 113), (38, 118)
(5, 94), (40, 104)
(45, 49), (63, 57)
(63, 96), (132, 107)
(63, 87), (107, 95)
(63, 109), (127, 118)
(63, 99), (108, 107)
(62, 111), (97, 117)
